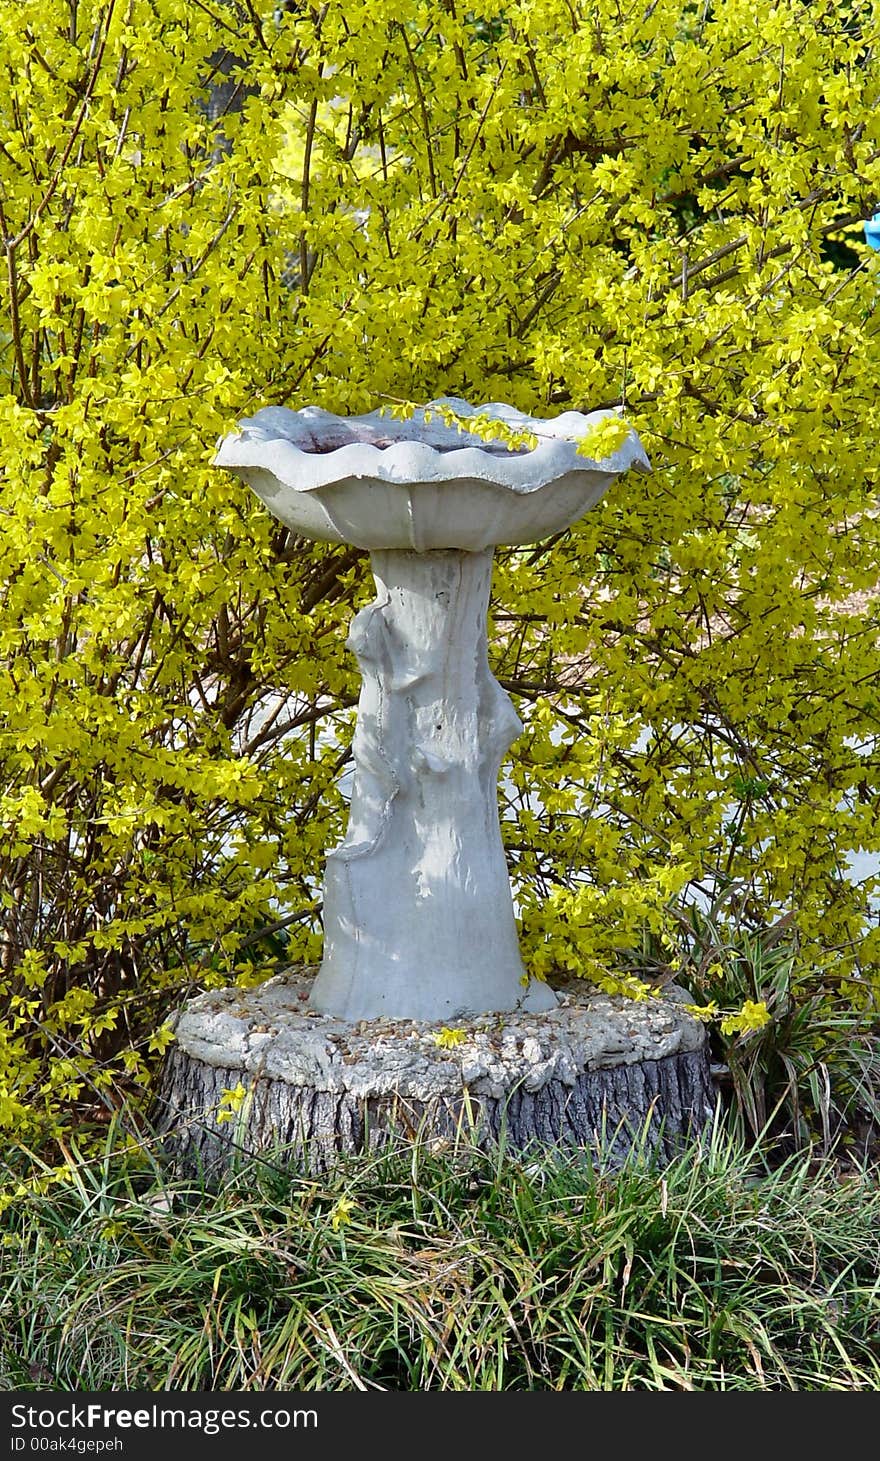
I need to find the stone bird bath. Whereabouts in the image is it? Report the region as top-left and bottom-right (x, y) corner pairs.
(157, 400), (713, 1171)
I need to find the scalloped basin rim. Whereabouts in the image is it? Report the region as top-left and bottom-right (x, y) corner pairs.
(214, 398), (651, 495)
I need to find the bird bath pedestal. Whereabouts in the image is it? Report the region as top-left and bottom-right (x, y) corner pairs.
(157, 401), (713, 1172)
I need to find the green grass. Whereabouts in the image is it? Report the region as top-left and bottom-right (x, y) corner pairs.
(1, 1117), (878, 1391)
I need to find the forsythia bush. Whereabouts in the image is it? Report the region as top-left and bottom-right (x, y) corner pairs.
(1, 0), (879, 1140)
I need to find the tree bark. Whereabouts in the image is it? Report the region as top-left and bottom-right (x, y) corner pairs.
(155, 1040), (715, 1178)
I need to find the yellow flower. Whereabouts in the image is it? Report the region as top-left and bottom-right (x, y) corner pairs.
(147, 1024), (175, 1054)
(432, 1027), (467, 1049)
(720, 1001), (772, 1037)
(329, 1197), (355, 1231)
(577, 415), (633, 460)
(685, 1001), (720, 1024)
(216, 1082), (248, 1125)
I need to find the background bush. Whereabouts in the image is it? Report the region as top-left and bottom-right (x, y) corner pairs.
(1, 0), (879, 1148)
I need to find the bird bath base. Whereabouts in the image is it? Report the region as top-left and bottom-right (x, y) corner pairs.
(156, 967), (714, 1176)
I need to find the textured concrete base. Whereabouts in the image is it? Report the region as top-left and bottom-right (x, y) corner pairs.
(155, 967), (715, 1175)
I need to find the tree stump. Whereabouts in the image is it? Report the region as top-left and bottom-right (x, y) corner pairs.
(155, 967), (715, 1176)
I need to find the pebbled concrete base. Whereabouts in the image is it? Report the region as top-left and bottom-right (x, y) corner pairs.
(156, 966), (714, 1174)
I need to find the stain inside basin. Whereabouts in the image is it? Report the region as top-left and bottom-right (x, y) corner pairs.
(304, 436), (531, 456)
(294, 421), (532, 456)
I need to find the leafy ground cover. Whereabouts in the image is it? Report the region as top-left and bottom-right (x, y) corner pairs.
(1, 1116), (878, 1392)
